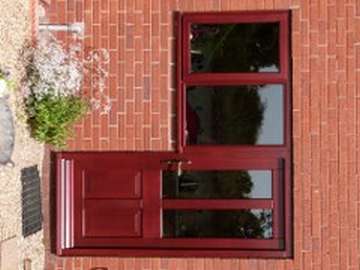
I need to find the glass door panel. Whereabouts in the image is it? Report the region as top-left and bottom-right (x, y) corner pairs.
(163, 209), (273, 239)
(163, 170), (272, 199)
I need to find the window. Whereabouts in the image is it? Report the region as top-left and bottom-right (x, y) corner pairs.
(174, 10), (292, 257)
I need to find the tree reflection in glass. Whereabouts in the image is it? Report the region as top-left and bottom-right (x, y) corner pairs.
(191, 23), (279, 73)
(186, 85), (284, 145)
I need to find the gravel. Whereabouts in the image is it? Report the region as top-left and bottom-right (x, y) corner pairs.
(0, 0), (45, 269)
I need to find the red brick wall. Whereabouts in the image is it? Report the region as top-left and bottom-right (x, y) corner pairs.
(42, 0), (360, 269)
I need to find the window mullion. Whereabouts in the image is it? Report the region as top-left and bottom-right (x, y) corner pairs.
(163, 199), (274, 210)
(183, 73), (288, 86)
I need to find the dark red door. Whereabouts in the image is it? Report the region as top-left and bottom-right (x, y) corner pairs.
(57, 150), (288, 257)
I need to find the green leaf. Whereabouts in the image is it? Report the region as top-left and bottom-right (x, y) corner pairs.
(27, 94), (89, 148)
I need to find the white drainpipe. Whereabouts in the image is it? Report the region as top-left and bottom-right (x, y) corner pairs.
(38, 23), (84, 36)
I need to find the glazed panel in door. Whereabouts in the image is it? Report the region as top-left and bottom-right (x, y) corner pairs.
(160, 154), (284, 249)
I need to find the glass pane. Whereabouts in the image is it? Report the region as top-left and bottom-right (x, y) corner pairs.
(186, 85), (284, 145)
(163, 170), (272, 199)
(191, 23), (279, 73)
(163, 209), (272, 238)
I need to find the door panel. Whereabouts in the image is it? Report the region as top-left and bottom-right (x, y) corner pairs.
(83, 169), (142, 199)
(83, 200), (142, 238)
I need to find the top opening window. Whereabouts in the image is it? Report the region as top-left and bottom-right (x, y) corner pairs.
(181, 12), (289, 82)
(190, 23), (280, 73)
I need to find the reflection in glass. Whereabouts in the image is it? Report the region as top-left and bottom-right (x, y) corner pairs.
(163, 210), (272, 238)
(163, 170), (272, 199)
(186, 85), (283, 145)
(191, 23), (279, 73)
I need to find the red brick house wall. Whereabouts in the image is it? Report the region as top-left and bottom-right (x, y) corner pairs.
(41, 0), (360, 269)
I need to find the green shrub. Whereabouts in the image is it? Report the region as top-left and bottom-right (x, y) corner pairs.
(27, 95), (88, 148)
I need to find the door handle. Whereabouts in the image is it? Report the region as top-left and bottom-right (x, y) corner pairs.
(160, 159), (192, 176)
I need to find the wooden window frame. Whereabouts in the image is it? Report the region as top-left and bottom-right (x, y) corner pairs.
(176, 10), (292, 258)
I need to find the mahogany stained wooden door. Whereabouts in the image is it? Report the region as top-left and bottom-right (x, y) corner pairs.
(56, 150), (288, 257)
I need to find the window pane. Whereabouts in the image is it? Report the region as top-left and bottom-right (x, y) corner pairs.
(186, 85), (284, 145)
(163, 210), (272, 238)
(191, 23), (279, 73)
(163, 170), (272, 199)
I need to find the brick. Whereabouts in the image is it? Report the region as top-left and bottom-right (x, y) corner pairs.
(125, 0), (135, 11)
(160, 25), (169, 50)
(151, 114), (161, 138)
(109, 25), (117, 49)
(118, 0), (125, 11)
(160, 50), (169, 75)
(93, 0), (100, 24)
(151, 13), (160, 36)
(109, 101), (118, 125)
(83, 114), (92, 138)
(126, 25), (134, 48)
(109, 0), (117, 24)
(327, 7), (336, 34)
(273, 0), (289, 9)
(143, 76), (151, 99)
(134, 13), (143, 36)
(92, 127), (100, 149)
(143, 102), (151, 125)
(263, 0), (274, 9)
(75, 1), (83, 21)
(151, 63), (161, 89)
(160, 75), (169, 100)
(67, 11), (75, 23)
(92, 25), (101, 48)
(126, 102), (135, 125)
(134, 38), (143, 62)
(151, 87), (161, 113)
(336, 18), (346, 45)
(135, 90), (142, 113)
(126, 128), (135, 149)
(160, 101), (168, 125)
(151, 139), (161, 150)
(118, 14), (125, 36)
(144, 51), (151, 74)
(57, 1), (66, 24)
(109, 51), (117, 74)
(117, 62), (125, 87)
(151, 36), (161, 61)
(135, 114), (142, 138)
(160, 0), (169, 24)
(118, 114), (126, 138)
(292, 9), (300, 33)
(100, 114), (109, 137)
(125, 50), (135, 74)
(143, 1), (151, 24)
(100, 36), (108, 49)
(125, 76), (135, 99)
